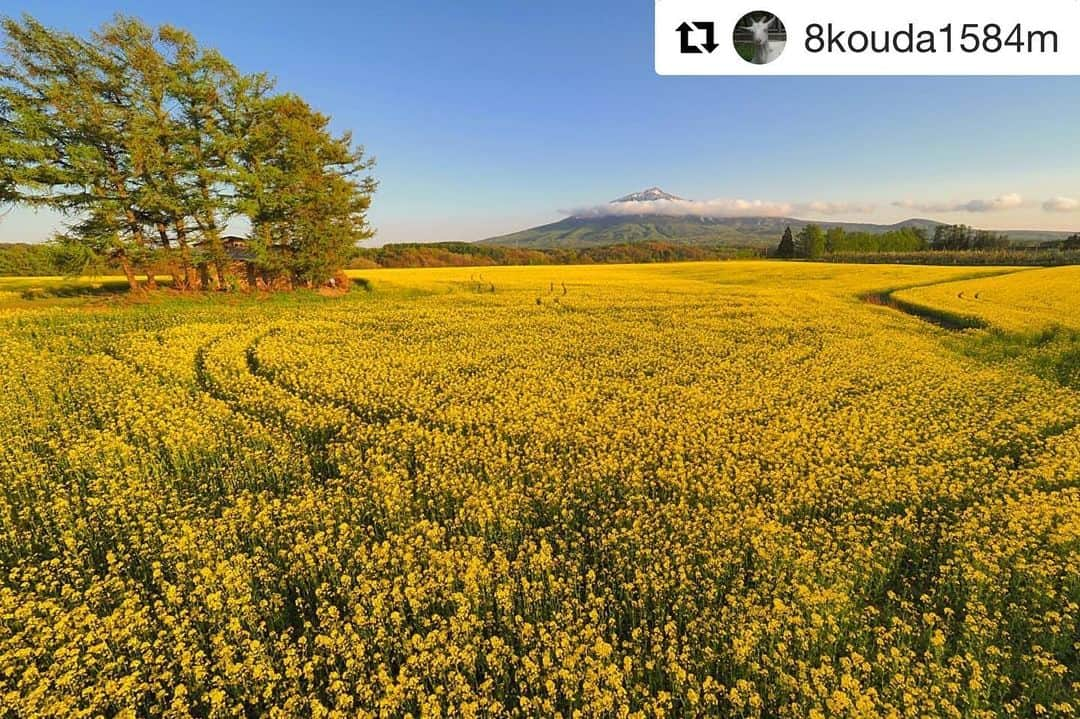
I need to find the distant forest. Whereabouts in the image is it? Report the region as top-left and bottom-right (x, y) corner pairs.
(0, 243), (61, 276)
(356, 225), (1080, 269)
(774, 223), (1080, 262)
(3, 225), (1079, 277)
(349, 241), (764, 268)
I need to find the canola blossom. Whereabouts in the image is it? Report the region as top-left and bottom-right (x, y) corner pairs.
(894, 265), (1080, 333)
(0, 261), (1077, 718)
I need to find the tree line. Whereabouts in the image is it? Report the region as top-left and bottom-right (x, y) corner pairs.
(350, 241), (764, 269)
(773, 223), (1073, 259)
(775, 224), (930, 258)
(0, 242), (56, 276)
(0, 239), (766, 277)
(928, 225), (1010, 251)
(1040, 234), (1080, 251)
(0, 14), (376, 291)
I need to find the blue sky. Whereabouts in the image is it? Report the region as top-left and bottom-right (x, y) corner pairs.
(3, 0), (1080, 244)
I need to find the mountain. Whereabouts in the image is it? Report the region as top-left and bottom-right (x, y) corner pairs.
(481, 212), (943, 249)
(611, 187), (687, 203)
(997, 228), (1078, 246)
(479, 188), (1072, 248)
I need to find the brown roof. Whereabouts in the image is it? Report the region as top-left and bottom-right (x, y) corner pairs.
(193, 236), (254, 263)
(193, 236), (294, 264)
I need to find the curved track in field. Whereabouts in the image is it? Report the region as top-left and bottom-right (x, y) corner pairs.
(861, 268), (1034, 332)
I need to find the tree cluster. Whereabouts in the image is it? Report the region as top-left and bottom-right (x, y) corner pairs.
(1040, 233), (1080, 251)
(774, 223), (1023, 259)
(930, 224), (1010, 251)
(824, 226), (928, 254)
(775, 224), (930, 259)
(351, 240), (764, 269)
(0, 14), (375, 290)
(0, 241), (56, 275)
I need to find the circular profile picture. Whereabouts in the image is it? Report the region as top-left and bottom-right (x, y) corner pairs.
(733, 11), (786, 65)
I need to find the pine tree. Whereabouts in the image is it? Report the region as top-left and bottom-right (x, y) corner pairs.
(776, 226), (795, 258)
(1, 14), (377, 290)
(825, 226), (845, 254)
(232, 93), (375, 287)
(797, 224), (825, 259)
(155, 25), (240, 287)
(0, 16), (151, 289)
(96, 17), (202, 288)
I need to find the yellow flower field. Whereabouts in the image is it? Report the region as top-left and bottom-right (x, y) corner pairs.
(893, 265), (1080, 334)
(0, 261), (1077, 718)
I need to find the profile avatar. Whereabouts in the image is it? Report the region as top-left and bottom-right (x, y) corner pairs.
(734, 11), (787, 65)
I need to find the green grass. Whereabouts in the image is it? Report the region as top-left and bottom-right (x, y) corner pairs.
(0, 276), (136, 307)
(950, 326), (1080, 391)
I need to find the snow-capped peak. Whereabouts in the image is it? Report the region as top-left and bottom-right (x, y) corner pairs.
(611, 187), (688, 204)
(613, 185), (686, 202)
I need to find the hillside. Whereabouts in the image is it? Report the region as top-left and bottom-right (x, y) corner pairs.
(480, 214), (943, 249)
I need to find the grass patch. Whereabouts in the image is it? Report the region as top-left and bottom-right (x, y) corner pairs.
(862, 291), (988, 331)
(951, 325), (1080, 390)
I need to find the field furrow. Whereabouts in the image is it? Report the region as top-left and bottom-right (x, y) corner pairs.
(0, 262), (1076, 717)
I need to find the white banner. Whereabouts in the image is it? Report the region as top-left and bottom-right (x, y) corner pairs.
(655, 0), (1080, 75)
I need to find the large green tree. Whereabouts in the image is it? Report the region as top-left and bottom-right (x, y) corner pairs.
(93, 16), (229, 288)
(159, 25), (240, 287)
(825, 226), (845, 254)
(0, 13), (376, 290)
(232, 93), (375, 287)
(796, 223), (825, 259)
(776, 226), (795, 258)
(0, 16), (152, 288)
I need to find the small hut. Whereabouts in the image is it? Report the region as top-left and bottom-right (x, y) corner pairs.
(194, 236), (294, 290)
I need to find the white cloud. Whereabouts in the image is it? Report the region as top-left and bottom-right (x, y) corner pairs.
(799, 201), (877, 215)
(563, 198), (874, 220)
(892, 193), (1025, 213)
(1042, 196), (1080, 213)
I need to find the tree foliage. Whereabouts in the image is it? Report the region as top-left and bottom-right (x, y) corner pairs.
(777, 225), (934, 259)
(352, 240), (763, 269)
(825, 226), (929, 254)
(0, 13), (375, 290)
(776, 226), (795, 258)
(931, 224), (1010, 252)
(234, 94), (374, 285)
(0, 242), (57, 275)
(796, 223), (826, 259)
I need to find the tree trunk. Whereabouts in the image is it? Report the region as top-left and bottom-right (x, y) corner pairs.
(104, 152), (152, 271)
(118, 257), (139, 292)
(154, 222), (182, 289)
(174, 223), (198, 291)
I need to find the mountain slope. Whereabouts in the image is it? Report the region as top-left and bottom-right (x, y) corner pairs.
(480, 187), (1074, 248)
(481, 214), (943, 249)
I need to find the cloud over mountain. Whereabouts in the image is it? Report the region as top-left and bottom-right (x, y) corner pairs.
(553, 186), (1080, 227)
(892, 194), (1025, 213)
(1042, 196), (1080, 213)
(563, 192), (874, 220)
